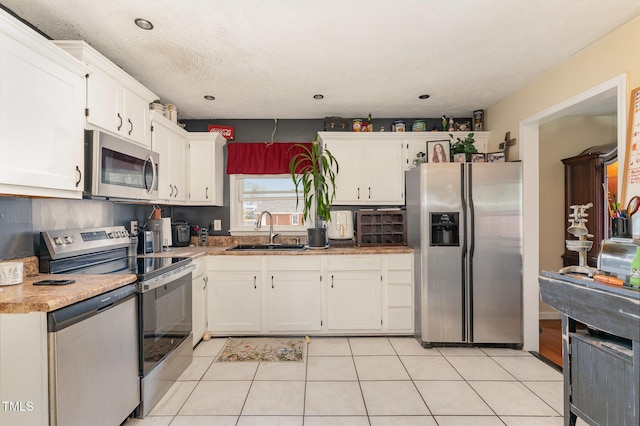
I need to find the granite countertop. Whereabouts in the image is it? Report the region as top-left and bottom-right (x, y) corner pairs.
(156, 244), (414, 257)
(0, 273), (137, 313)
(0, 243), (413, 314)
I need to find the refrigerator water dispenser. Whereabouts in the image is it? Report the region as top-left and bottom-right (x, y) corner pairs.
(430, 212), (459, 246)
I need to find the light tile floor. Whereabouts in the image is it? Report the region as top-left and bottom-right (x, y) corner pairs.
(125, 336), (589, 426)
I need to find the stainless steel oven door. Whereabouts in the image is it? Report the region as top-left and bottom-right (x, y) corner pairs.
(138, 264), (193, 374)
(85, 130), (159, 200)
(137, 264), (193, 417)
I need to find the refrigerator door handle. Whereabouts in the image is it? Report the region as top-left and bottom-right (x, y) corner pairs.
(467, 163), (475, 342)
(460, 163), (468, 342)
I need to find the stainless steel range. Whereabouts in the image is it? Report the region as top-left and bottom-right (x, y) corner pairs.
(40, 225), (194, 419)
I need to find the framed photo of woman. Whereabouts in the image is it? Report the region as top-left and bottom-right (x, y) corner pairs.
(427, 140), (450, 163)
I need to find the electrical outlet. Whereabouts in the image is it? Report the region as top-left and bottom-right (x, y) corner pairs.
(213, 220), (222, 231)
(130, 220), (138, 235)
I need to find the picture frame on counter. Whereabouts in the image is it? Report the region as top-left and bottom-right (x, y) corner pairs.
(427, 140), (450, 163)
(486, 151), (506, 162)
(453, 153), (466, 163)
(471, 153), (485, 163)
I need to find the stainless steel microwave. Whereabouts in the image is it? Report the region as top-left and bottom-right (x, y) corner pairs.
(84, 130), (159, 200)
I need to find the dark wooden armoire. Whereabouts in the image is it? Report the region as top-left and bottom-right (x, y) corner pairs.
(561, 143), (617, 267)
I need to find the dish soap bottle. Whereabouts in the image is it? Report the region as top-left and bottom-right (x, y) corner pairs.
(367, 114), (373, 132)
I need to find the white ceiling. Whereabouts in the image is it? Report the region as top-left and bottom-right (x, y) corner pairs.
(2, 0), (640, 120)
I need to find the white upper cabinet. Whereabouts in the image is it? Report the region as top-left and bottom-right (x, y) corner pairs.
(151, 112), (187, 203)
(187, 132), (226, 205)
(53, 41), (157, 148)
(0, 9), (89, 199)
(318, 132), (405, 205)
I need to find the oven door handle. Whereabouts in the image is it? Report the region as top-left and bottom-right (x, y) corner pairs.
(137, 264), (195, 292)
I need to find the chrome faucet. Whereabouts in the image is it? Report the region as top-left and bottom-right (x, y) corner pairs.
(255, 211), (279, 244)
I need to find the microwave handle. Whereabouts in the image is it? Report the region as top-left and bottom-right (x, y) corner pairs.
(144, 154), (157, 194)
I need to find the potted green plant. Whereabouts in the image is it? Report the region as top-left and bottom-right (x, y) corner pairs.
(450, 132), (478, 161)
(288, 137), (339, 248)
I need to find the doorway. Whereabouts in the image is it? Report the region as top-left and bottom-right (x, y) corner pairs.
(519, 74), (627, 357)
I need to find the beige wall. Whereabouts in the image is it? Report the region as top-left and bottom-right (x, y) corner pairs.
(486, 15), (640, 158)
(483, 15), (640, 349)
(538, 115), (617, 316)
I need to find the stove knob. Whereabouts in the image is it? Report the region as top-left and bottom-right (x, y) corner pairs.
(53, 236), (63, 245)
(108, 231), (116, 238)
(63, 236), (73, 244)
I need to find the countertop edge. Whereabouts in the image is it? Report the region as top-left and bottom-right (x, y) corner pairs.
(1, 246), (413, 314)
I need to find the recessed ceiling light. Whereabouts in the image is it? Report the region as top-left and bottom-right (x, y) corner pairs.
(313, 94), (324, 100)
(204, 95), (216, 101)
(418, 94), (430, 99)
(134, 18), (154, 30)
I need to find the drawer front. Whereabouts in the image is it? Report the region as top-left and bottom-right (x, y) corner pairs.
(388, 270), (412, 284)
(208, 256), (262, 271)
(387, 255), (412, 270)
(388, 285), (412, 306)
(266, 257), (321, 271)
(327, 256), (381, 271)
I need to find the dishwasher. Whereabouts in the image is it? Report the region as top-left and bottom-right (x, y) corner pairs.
(47, 284), (139, 426)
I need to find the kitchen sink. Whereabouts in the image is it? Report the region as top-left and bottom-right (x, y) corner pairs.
(226, 244), (307, 251)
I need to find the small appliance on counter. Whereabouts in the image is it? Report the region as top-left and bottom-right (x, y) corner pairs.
(171, 220), (191, 247)
(146, 219), (164, 253)
(598, 238), (639, 285)
(328, 210), (354, 240)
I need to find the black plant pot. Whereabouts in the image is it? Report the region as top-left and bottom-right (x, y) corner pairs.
(307, 227), (327, 248)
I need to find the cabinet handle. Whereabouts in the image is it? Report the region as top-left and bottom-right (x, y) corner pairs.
(368, 187), (371, 199)
(169, 185), (174, 197)
(203, 275), (208, 289)
(331, 275), (334, 288)
(128, 118), (133, 135)
(357, 188), (360, 199)
(271, 275), (274, 289)
(117, 113), (123, 131)
(254, 276), (257, 289)
(174, 185), (179, 198)
(75, 165), (82, 187)
(205, 186), (209, 199)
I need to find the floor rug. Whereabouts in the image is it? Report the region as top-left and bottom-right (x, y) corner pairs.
(216, 337), (305, 362)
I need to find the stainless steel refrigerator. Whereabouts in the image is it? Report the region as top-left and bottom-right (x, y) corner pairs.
(406, 162), (523, 347)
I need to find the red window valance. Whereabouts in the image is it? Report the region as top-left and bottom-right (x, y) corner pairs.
(226, 142), (312, 174)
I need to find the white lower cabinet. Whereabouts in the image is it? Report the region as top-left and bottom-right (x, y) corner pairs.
(266, 257), (322, 332)
(327, 256), (382, 330)
(206, 253), (413, 336)
(385, 255), (414, 332)
(207, 257), (261, 333)
(191, 258), (208, 347)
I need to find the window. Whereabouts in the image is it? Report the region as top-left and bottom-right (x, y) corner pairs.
(229, 174), (308, 235)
